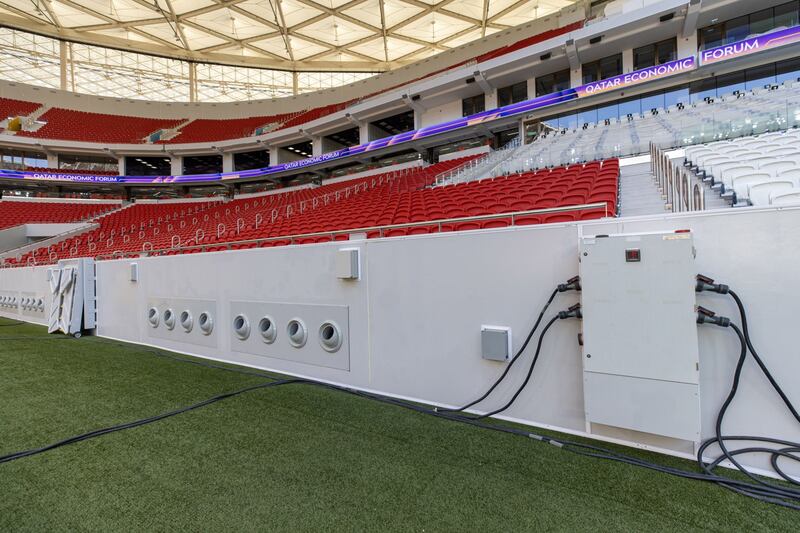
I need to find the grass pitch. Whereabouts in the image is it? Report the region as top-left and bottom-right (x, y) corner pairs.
(0, 318), (795, 531)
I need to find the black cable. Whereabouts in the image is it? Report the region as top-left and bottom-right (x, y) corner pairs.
(728, 290), (800, 424)
(0, 379), (297, 465)
(0, 320), (28, 327)
(468, 316), (559, 420)
(3, 291), (799, 511)
(436, 288), (559, 413)
(691, 298), (800, 508)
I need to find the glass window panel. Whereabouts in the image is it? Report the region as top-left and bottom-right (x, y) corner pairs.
(596, 102), (619, 121)
(774, 1), (800, 28)
(656, 38), (677, 64)
(664, 86), (689, 107)
(716, 71), (746, 96)
(776, 57), (800, 83)
(689, 78), (716, 103)
(618, 97), (641, 117)
(749, 8), (775, 35)
(559, 113), (578, 129)
(640, 93), (664, 112)
(725, 16), (750, 44)
(633, 44), (655, 69)
(698, 24), (724, 50)
(578, 107), (597, 126)
(745, 64), (777, 89)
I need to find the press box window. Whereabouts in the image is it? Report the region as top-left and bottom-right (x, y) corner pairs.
(633, 38), (677, 70)
(582, 54), (622, 84)
(535, 69), (570, 97)
(497, 81), (527, 107)
(462, 94), (485, 116)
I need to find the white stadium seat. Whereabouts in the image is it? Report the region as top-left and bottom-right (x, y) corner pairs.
(732, 172), (772, 201)
(748, 181), (795, 206)
(770, 190), (800, 205)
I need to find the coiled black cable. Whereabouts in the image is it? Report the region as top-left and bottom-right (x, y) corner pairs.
(692, 293), (800, 509)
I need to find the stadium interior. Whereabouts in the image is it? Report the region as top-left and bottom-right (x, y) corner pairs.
(1, 0), (800, 528)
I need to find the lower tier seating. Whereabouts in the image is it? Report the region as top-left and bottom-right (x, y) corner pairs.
(3, 157), (618, 266)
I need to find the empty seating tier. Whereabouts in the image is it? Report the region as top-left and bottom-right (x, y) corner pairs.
(0, 98), (41, 119)
(684, 129), (800, 206)
(163, 115), (295, 144)
(0, 200), (119, 230)
(3, 157), (617, 266)
(16, 109), (184, 144)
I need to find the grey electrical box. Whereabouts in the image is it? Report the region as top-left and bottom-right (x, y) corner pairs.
(130, 262), (139, 282)
(335, 248), (360, 280)
(580, 231), (700, 442)
(481, 325), (512, 361)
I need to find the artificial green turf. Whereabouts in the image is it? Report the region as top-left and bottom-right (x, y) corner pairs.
(0, 317), (795, 531)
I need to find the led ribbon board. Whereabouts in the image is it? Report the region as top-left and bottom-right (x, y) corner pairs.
(700, 24), (800, 65)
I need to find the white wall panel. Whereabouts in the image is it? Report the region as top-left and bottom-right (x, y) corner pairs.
(60, 206), (800, 478)
(0, 265), (52, 325)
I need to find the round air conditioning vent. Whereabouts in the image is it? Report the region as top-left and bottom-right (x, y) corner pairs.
(287, 318), (307, 348)
(180, 310), (193, 333)
(258, 316), (277, 344)
(163, 308), (176, 330)
(233, 314), (250, 340)
(318, 321), (343, 353)
(147, 307), (160, 328)
(198, 312), (214, 335)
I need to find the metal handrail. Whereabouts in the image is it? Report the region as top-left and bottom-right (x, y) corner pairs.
(92, 203), (609, 262)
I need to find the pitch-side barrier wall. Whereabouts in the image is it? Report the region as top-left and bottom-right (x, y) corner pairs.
(1, 207), (798, 478)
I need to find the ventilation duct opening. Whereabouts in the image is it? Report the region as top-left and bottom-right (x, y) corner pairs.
(163, 308), (176, 330)
(198, 312), (214, 335)
(319, 321), (343, 353)
(233, 314), (250, 340)
(259, 316), (277, 344)
(180, 310), (193, 333)
(287, 318), (307, 348)
(148, 307), (160, 328)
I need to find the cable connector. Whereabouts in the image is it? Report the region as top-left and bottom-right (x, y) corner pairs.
(558, 303), (582, 320)
(696, 306), (731, 327)
(696, 274), (729, 294)
(557, 276), (581, 293)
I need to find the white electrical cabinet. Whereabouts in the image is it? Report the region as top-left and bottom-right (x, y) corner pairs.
(579, 231), (700, 442)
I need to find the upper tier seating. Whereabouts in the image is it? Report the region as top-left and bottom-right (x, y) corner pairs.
(0, 98), (41, 119)
(683, 129), (800, 205)
(0, 200), (119, 230)
(163, 114), (295, 144)
(2, 21), (583, 146)
(4, 157), (617, 266)
(278, 103), (350, 130)
(16, 109), (184, 144)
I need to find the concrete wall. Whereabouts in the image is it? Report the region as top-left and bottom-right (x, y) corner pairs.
(87, 205), (800, 479)
(420, 100), (463, 128)
(0, 226), (28, 253)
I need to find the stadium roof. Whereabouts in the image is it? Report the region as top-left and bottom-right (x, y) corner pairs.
(0, 0), (576, 71)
